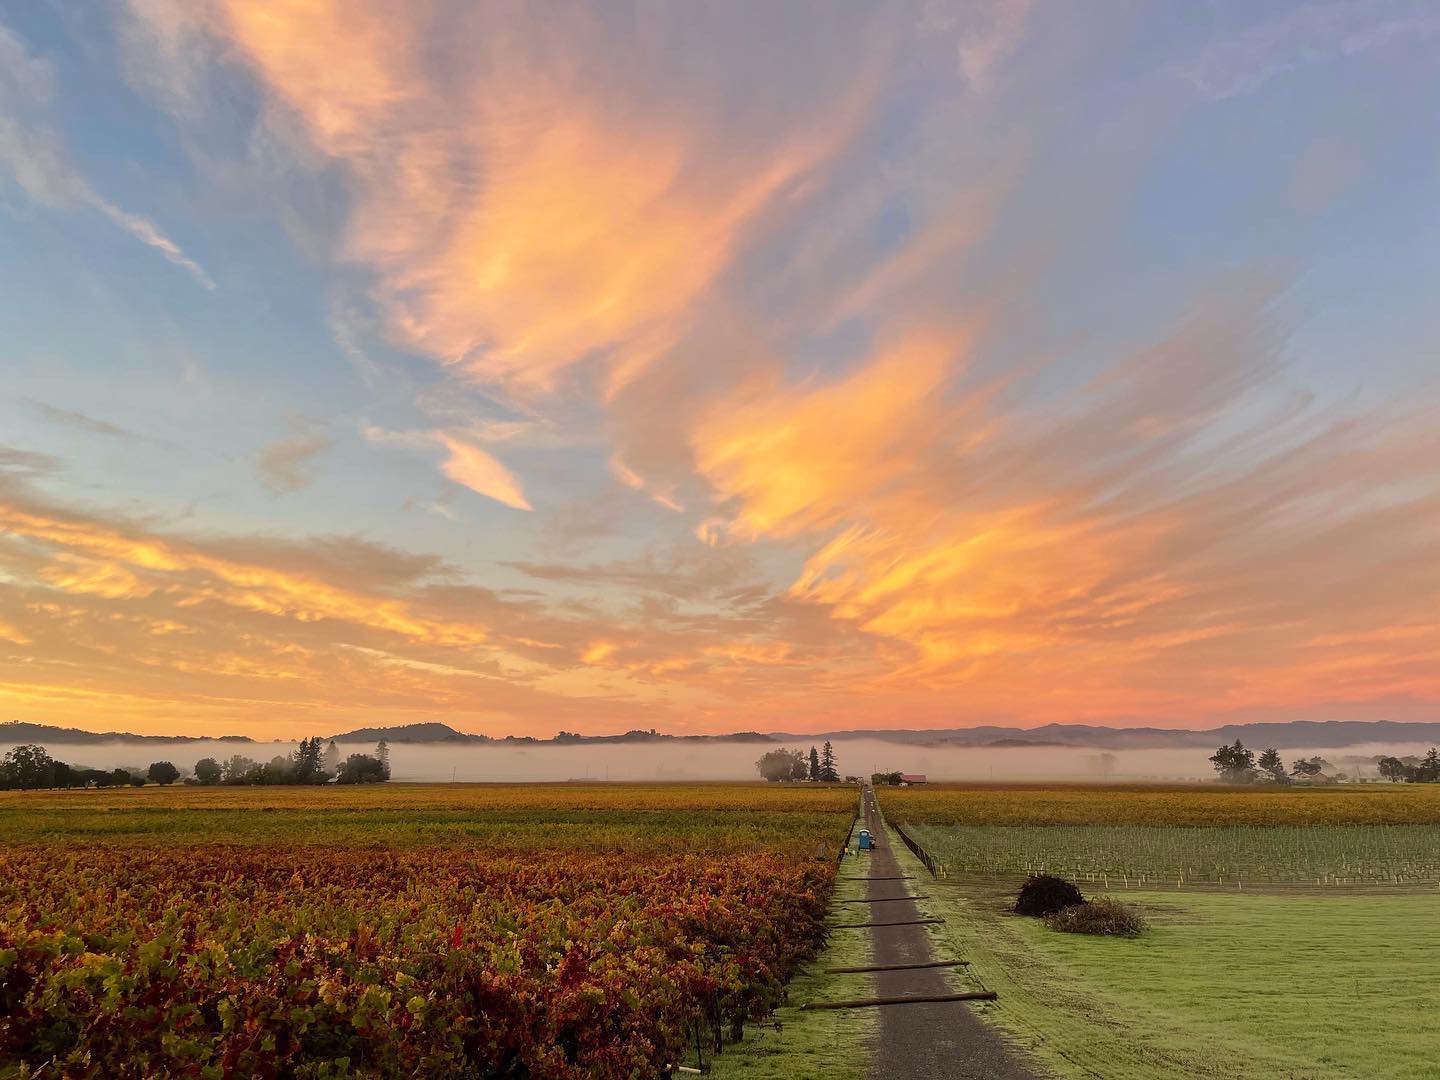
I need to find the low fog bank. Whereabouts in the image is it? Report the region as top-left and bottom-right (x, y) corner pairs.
(3, 738), (1436, 784)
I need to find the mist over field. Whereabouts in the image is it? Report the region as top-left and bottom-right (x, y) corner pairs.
(5, 738), (1434, 784)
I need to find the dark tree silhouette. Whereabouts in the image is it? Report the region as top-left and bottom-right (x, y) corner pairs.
(1416, 748), (1440, 783)
(337, 754), (387, 784)
(1256, 748), (1287, 784)
(291, 737), (325, 783)
(221, 755), (259, 783)
(755, 748), (805, 781)
(1377, 756), (1411, 782)
(1, 744), (55, 789)
(1209, 740), (1256, 783)
(194, 757), (222, 784)
(147, 761), (180, 785)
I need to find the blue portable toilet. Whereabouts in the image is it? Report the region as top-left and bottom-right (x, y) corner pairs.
(858, 829), (873, 851)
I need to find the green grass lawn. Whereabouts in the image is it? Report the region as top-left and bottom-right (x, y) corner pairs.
(890, 834), (1440, 1078)
(709, 855), (877, 1080)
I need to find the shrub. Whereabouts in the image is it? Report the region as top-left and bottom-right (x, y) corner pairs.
(1045, 897), (1146, 937)
(1013, 873), (1085, 916)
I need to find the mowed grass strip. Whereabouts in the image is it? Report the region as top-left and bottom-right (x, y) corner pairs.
(881, 781), (1440, 826)
(710, 857), (877, 1080)
(910, 875), (1440, 1080)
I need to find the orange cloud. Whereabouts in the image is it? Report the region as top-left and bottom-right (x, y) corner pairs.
(187, 1), (883, 394)
(0, 476), (871, 737)
(0, 502), (489, 646)
(438, 436), (531, 511)
(695, 335), (961, 538)
(0, 615), (31, 645)
(687, 289), (1440, 723)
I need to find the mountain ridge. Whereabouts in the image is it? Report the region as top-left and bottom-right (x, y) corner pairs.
(4, 718), (1438, 749)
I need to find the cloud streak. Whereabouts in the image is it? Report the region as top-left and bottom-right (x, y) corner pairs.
(437, 435), (531, 511)
(0, 21), (214, 289)
(23, 398), (168, 446)
(148, 1), (885, 394)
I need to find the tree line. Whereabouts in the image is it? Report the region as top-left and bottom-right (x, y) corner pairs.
(1210, 739), (1440, 784)
(0, 737), (392, 791)
(755, 742), (841, 782)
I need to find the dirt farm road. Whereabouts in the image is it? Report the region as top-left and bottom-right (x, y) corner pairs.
(859, 790), (1040, 1080)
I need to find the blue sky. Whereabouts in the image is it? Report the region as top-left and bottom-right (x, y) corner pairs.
(1, 1), (1439, 737)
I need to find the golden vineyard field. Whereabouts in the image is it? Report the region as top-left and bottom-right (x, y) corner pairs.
(0, 784), (857, 1078)
(0, 782), (856, 850)
(878, 782), (1440, 827)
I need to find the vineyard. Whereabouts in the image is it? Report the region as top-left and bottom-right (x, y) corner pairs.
(0, 782), (855, 850)
(880, 784), (1440, 887)
(878, 781), (1440, 827)
(0, 784), (855, 1078)
(907, 823), (1440, 887)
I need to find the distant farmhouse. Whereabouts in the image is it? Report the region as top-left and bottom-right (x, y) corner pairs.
(899, 773), (928, 785)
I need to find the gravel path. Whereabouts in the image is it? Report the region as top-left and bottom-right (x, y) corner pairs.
(860, 790), (1041, 1080)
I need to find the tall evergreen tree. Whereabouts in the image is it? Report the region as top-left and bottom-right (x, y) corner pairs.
(819, 741), (839, 782)
(291, 737), (324, 783)
(375, 738), (392, 780)
(323, 739), (341, 776)
(807, 746), (820, 782)
(1417, 747), (1440, 783)
(1256, 748), (1287, 784)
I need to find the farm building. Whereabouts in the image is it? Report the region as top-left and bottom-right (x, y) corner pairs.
(899, 773), (928, 785)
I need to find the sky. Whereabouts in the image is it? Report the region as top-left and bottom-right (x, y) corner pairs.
(1, 1), (1439, 740)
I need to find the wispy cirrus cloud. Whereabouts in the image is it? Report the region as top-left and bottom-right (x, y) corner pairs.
(23, 398), (175, 448)
(0, 21), (214, 289)
(131, 1), (887, 396)
(1182, 0), (1440, 100)
(0, 446), (63, 477)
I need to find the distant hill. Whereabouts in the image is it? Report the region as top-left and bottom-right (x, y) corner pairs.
(0, 720), (253, 744)
(4, 718), (1436, 751)
(771, 720), (1440, 750)
(325, 723), (776, 745)
(327, 722), (482, 743)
